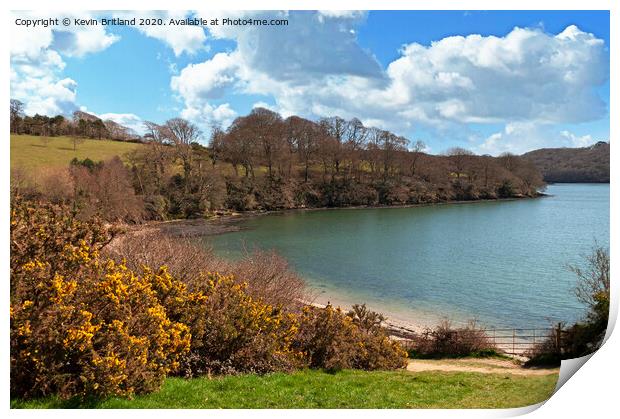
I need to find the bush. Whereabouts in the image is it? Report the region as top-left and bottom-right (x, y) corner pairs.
(70, 157), (145, 223)
(525, 246), (610, 366)
(10, 201), (190, 399)
(107, 234), (306, 310)
(293, 304), (408, 371)
(11, 199), (408, 400)
(144, 267), (305, 377)
(407, 320), (497, 358)
(497, 180), (514, 198)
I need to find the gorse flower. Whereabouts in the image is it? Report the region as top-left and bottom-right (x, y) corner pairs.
(10, 199), (407, 400)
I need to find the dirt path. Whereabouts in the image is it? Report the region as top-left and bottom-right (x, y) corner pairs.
(407, 358), (559, 376)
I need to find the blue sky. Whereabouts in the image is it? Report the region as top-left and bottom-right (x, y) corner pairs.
(11, 10), (610, 154)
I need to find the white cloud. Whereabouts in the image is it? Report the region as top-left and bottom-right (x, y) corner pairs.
(11, 11), (119, 59)
(171, 52), (240, 101)
(476, 122), (600, 155)
(10, 11), (119, 116)
(99, 112), (146, 135)
(560, 130), (594, 148)
(180, 102), (238, 131)
(114, 11), (207, 56)
(10, 49), (77, 115)
(171, 14), (608, 147)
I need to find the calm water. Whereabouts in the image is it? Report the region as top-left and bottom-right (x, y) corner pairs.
(206, 184), (609, 328)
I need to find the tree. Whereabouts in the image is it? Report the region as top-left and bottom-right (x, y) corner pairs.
(162, 118), (202, 192)
(408, 140), (426, 177)
(571, 246), (610, 319)
(10, 99), (24, 133)
(445, 147), (475, 179)
(246, 108), (284, 179)
(380, 131), (408, 179)
(342, 118), (368, 179)
(224, 117), (258, 178)
(287, 116), (320, 182)
(71, 136), (85, 151)
(319, 116), (347, 175)
(208, 125), (226, 168)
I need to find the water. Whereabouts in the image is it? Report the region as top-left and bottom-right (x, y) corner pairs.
(206, 184), (609, 329)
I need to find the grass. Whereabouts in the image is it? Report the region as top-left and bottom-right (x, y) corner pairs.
(10, 134), (143, 172)
(11, 369), (558, 409)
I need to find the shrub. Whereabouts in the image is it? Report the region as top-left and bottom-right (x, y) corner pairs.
(107, 233), (307, 310)
(144, 268), (305, 377)
(497, 180), (515, 198)
(407, 320), (497, 358)
(11, 199), (408, 401)
(10, 201), (190, 399)
(526, 246), (610, 367)
(293, 304), (408, 371)
(10, 199), (113, 291)
(70, 157), (145, 222)
(231, 249), (307, 310)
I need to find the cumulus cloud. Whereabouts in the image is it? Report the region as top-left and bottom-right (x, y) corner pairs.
(476, 122), (600, 155)
(180, 102), (238, 130)
(98, 112), (147, 135)
(10, 48), (77, 115)
(10, 11), (119, 116)
(114, 11), (207, 56)
(171, 14), (607, 153)
(171, 11), (385, 130)
(11, 10), (608, 154)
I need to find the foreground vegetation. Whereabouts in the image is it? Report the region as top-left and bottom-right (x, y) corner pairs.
(10, 198), (407, 401)
(526, 245), (610, 366)
(11, 369), (558, 409)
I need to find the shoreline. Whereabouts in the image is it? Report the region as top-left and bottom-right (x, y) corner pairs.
(123, 193), (548, 239)
(116, 193), (550, 335)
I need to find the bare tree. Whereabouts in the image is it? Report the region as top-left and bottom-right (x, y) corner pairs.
(445, 147), (475, 179)
(343, 118), (368, 179)
(247, 108), (284, 179)
(570, 246), (610, 311)
(319, 116), (347, 175)
(10, 99), (24, 133)
(287, 116), (320, 182)
(71, 136), (85, 151)
(162, 118), (202, 191)
(408, 139), (426, 177)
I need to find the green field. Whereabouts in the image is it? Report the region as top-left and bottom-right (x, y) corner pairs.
(10, 134), (143, 172)
(11, 369), (558, 409)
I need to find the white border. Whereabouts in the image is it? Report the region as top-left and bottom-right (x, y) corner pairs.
(2, 1), (617, 418)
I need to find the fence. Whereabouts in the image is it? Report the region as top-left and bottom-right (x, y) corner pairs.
(483, 327), (558, 355)
(387, 323), (563, 357)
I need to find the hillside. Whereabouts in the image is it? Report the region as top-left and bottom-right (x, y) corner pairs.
(10, 134), (144, 172)
(522, 142), (609, 183)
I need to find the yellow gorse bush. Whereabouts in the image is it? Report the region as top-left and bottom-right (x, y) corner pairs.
(10, 200), (191, 399)
(11, 199), (408, 400)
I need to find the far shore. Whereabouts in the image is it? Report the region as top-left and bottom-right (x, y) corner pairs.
(121, 192), (548, 240)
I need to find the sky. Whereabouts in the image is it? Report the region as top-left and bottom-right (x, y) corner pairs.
(10, 10), (610, 155)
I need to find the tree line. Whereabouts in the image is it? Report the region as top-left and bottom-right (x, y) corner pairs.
(10, 99), (138, 142)
(11, 101), (546, 221)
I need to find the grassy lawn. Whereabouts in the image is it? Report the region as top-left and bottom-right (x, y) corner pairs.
(11, 369), (558, 409)
(10, 134), (143, 172)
